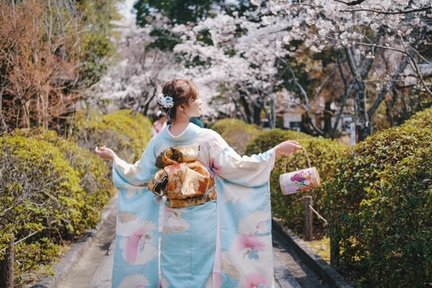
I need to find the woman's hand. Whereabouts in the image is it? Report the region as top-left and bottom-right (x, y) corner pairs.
(95, 146), (116, 161)
(274, 140), (302, 158)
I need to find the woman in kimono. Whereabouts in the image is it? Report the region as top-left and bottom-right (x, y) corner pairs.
(95, 79), (301, 288)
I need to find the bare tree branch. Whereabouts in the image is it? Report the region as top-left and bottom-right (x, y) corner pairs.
(0, 231), (39, 254)
(368, 56), (410, 119)
(313, 65), (337, 100)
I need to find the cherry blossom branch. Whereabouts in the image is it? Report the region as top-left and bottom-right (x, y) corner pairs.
(354, 41), (408, 56)
(341, 6), (431, 15)
(355, 41), (432, 95)
(334, 0), (367, 6)
(275, 56), (324, 136)
(399, 37), (432, 95)
(345, 47), (362, 88)
(408, 56), (432, 95)
(409, 47), (432, 65)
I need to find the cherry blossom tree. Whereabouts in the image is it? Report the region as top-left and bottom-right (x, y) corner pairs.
(89, 18), (190, 116)
(171, 12), (291, 125)
(266, 0), (431, 139)
(167, 0), (432, 138)
(95, 0), (430, 139)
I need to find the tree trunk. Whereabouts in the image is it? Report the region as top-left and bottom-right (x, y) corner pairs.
(355, 82), (373, 141)
(252, 100), (261, 126)
(330, 225), (341, 267)
(0, 239), (14, 288)
(304, 196), (313, 241)
(345, 45), (376, 141)
(323, 101), (334, 137)
(0, 88), (6, 133)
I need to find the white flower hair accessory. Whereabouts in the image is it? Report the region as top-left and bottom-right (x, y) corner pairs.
(156, 93), (174, 109)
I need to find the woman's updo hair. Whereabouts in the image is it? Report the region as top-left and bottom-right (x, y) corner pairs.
(157, 79), (199, 120)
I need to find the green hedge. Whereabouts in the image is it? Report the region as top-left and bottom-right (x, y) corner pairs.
(359, 148), (432, 287)
(246, 129), (348, 237)
(11, 128), (114, 228)
(245, 128), (310, 156)
(72, 109), (152, 162)
(400, 107), (432, 129)
(0, 136), (87, 284)
(211, 119), (261, 155)
(326, 110), (432, 287)
(0, 110), (153, 285)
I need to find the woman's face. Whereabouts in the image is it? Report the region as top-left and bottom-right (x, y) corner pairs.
(183, 95), (202, 118)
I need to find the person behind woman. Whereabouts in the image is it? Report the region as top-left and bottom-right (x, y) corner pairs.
(151, 110), (168, 135)
(95, 79), (301, 288)
(189, 116), (204, 128)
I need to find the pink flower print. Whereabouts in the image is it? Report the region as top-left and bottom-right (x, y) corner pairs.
(125, 227), (151, 264)
(239, 235), (265, 251)
(291, 173), (307, 183)
(209, 158), (222, 174)
(291, 172), (312, 191)
(239, 235), (265, 260)
(241, 272), (268, 288)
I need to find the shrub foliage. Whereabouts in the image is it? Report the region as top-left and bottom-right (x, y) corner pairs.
(246, 129), (348, 237)
(212, 111), (432, 286)
(326, 108), (432, 287)
(72, 110), (152, 162)
(0, 109), (153, 285)
(11, 128), (114, 228)
(211, 119), (261, 154)
(0, 136), (87, 283)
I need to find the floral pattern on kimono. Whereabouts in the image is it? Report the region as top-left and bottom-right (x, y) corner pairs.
(111, 123), (275, 288)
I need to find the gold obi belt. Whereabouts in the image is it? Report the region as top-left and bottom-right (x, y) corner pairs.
(148, 144), (217, 209)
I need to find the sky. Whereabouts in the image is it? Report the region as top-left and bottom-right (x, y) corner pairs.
(117, 0), (136, 20)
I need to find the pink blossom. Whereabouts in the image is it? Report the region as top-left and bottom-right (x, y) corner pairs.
(125, 227), (148, 263)
(241, 272), (268, 288)
(238, 235), (265, 251)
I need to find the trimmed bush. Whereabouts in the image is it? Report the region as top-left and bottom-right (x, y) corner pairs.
(400, 107), (432, 129)
(246, 129), (348, 237)
(245, 128), (310, 156)
(72, 109), (152, 162)
(1, 109), (153, 285)
(358, 147), (432, 287)
(211, 119), (261, 154)
(326, 121), (432, 286)
(11, 128), (114, 228)
(0, 136), (87, 284)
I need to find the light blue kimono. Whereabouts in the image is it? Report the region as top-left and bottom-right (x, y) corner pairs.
(111, 123), (276, 288)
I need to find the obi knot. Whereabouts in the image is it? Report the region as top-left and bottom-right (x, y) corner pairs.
(149, 144), (216, 208)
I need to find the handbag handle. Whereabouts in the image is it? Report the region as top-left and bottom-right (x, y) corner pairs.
(284, 145), (312, 173)
(301, 146), (312, 168)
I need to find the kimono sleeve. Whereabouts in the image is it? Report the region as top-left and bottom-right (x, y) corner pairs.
(206, 130), (276, 187)
(112, 138), (158, 189)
